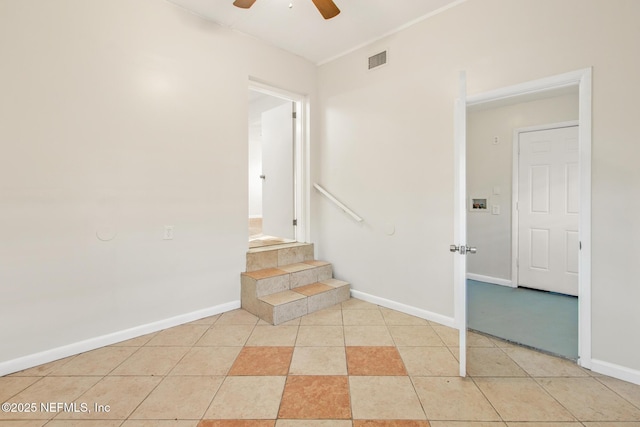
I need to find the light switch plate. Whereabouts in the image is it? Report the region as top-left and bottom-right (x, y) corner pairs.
(492, 205), (500, 215)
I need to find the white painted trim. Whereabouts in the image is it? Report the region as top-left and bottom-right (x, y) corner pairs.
(454, 71), (468, 377)
(313, 183), (363, 222)
(317, 0), (469, 65)
(350, 289), (456, 329)
(0, 300), (240, 377)
(467, 69), (589, 107)
(511, 120), (579, 292)
(248, 214), (263, 219)
(467, 273), (513, 288)
(248, 78), (310, 243)
(460, 68), (593, 370)
(591, 359), (640, 386)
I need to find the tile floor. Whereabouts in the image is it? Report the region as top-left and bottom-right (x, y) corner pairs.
(2, 298), (640, 427)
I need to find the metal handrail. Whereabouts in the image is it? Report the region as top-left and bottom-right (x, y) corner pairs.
(313, 183), (363, 223)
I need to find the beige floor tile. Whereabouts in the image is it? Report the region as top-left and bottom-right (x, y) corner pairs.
(412, 376), (500, 421)
(488, 336), (519, 349)
(398, 347), (459, 376)
(342, 310), (385, 326)
(388, 325), (444, 346)
(0, 376), (40, 401)
(245, 325), (298, 346)
(130, 376), (223, 419)
(170, 347), (242, 376)
(506, 423), (583, 427)
(296, 326), (345, 346)
(342, 299), (380, 310)
(49, 346), (137, 376)
(196, 325), (255, 347)
(289, 346), (347, 375)
(276, 421), (352, 427)
(467, 332), (497, 347)
(55, 376), (161, 420)
(216, 309), (260, 325)
(0, 421), (48, 427)
(430, 423), (506, 427)
(432, 325), (459, 346)
(188, 314), (221, 325)
(258, 317), (301, 326)
(502, 347), (588, 377)
(582, 423), (640, 427)
(5, 376), (101, 420)
(46, 421), (123, 427)
(299, 309), (344, 325)
(110, 332), (158, 347)
(121, 421), (199, 427)
(380, 308), (429, 325)
(537, 377), (640, 421)
(475, 377), (576, 422)
(203, 376), (286, 419)
(8, 356), (76, 377)
(597, 375), (640, 408)
(111, 347), (190, 376)
(349, 376), (426, 420)
(344, 326), (394, 346)
(467, 347), (527, 377)
(145, 324), (210, 347)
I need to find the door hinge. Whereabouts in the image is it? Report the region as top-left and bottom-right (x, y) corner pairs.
(293, 219), (297, 226)
(579, 241), (582, 250)
(292, 112), (297, 119)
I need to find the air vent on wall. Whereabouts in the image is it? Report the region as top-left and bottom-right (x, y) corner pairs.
(368, 50), (387, 70)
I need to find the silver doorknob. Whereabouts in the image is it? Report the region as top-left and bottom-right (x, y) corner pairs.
(259, 175), (266, 180)
(449, 245), (477, 255)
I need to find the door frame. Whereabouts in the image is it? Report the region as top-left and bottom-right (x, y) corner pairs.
(512, 120), (579, 295)
(248, 78), (310, 243)
(457, 67), (592, 369)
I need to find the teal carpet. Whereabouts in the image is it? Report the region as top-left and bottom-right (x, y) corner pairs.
(468, 280), (578, 359)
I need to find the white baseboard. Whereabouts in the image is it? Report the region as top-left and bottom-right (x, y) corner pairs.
(248, 215), (263, 219)
(350, 289), (456, 328)
(467, 273), (514, 288)
(591, 358), (640, 386)
(0, 300), (241, 377)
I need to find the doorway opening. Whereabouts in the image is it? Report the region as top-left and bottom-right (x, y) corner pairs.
(466, 92), (580, 359)
(454, 68), (593, 376)
(247, 81), (308, 248)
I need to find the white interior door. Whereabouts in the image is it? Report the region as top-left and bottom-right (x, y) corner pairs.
(453, 71), (468, 377)
(261, 102), (295, 240)
(518, 125), (579, 296)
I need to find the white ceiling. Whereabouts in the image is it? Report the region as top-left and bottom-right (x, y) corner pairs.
(167, 0), (465, 64)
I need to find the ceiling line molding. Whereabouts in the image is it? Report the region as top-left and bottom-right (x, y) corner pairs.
(316, 0), (468, 66)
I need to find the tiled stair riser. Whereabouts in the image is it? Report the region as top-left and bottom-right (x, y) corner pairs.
(246, 243), (314, 272)
(241, 243), (350, 325)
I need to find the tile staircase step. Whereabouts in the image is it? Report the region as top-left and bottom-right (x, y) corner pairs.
(241, 261), (333, 298)
(241, 243), (351, 325)
(257, 280), (351, 325)
(246, 242), (314, 272)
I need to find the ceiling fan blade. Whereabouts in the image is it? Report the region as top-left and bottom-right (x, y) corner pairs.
(311, 0), (340, 19)
(233, 0), (257, 9)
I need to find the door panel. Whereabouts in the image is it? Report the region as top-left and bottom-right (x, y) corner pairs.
(453, 71), (467, 377)
(518, 126), (579, 295)
(261, 102), (295, 240)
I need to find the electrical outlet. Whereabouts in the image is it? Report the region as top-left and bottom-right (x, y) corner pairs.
(493, 136), (499, 145)
(164, 225), (174, 240)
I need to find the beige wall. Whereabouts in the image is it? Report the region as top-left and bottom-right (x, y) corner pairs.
(315, 0), (640, 374)
(467, 93), (579, 281)
(0, 0), (316, 366)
